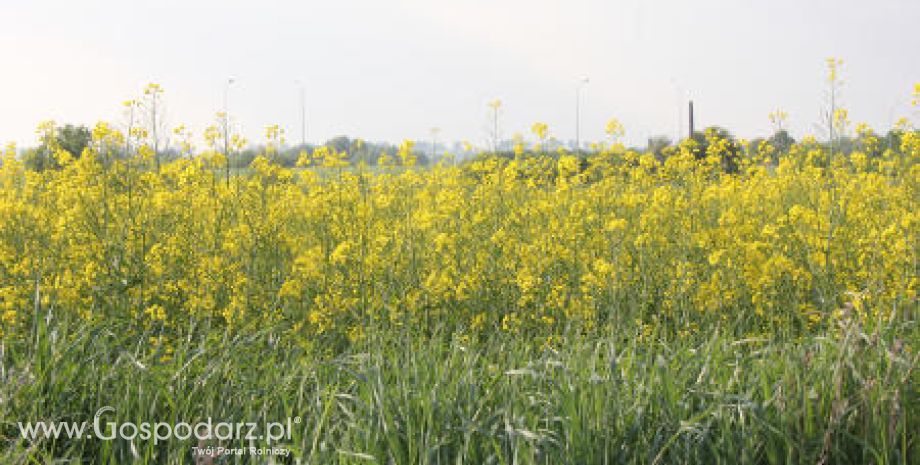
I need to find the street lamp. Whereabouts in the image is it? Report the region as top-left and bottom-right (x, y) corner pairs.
(575, 77), (589, 153)
(223, 77), (235, 184)
(223, 77), (235, 115)
(429, 127), (441, 161)
(295, 79), (306, 148)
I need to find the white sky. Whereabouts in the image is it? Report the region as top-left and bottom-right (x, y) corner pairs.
(1, 0), (918, 149)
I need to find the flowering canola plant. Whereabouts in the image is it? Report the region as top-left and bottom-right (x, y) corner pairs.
(0, 116), (918, 354)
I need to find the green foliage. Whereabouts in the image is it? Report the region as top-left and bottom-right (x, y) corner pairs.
(688, 126), (744, 173)
(21, 124), (90, 171)
(767, 129), (796, 156)
(646, 135), (673, 161)
(1, 315), (916, 464)
(56, 124), (92, 159)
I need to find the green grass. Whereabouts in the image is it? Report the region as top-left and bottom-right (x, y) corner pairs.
(1, 313), (916, 464)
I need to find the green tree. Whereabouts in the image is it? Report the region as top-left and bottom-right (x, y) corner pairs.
(56, 124), (91, 158)
(689, 127), (743, 173)
(645, 135), (672, 161)
(22, 123), (91, 171)
(767, 129), (796, 156)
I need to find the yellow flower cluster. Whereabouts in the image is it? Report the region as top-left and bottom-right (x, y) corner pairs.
(0, 124), (917, 347)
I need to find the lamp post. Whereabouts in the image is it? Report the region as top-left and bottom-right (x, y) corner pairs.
(223, 78), (235, 115)
(575, 77), (589, 153)
(295, 79), (306, 148)
(223, 77), (235, 184)
(430, 127), (440, 161)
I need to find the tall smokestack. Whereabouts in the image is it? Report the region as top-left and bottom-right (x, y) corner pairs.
(689, 100), (695, 136)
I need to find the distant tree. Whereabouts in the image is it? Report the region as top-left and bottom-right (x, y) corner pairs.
(22, 123), (91, 171)
(56, 124), (91, 158)
(21, 147), (51, 171)
(319, 137), (402, 166)
(882, 129), (904, 154)
(326, 135), (352, 154)
(690, 126), (743, 173)
(833, 135), (857, 155)
(767, 129), (796, 155)
(645, 136), (672, 161)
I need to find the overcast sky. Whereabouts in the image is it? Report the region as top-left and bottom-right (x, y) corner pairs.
(1, 0), (918, 149)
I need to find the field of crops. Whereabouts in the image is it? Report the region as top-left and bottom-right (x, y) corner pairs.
(0, 122), (918, 463)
